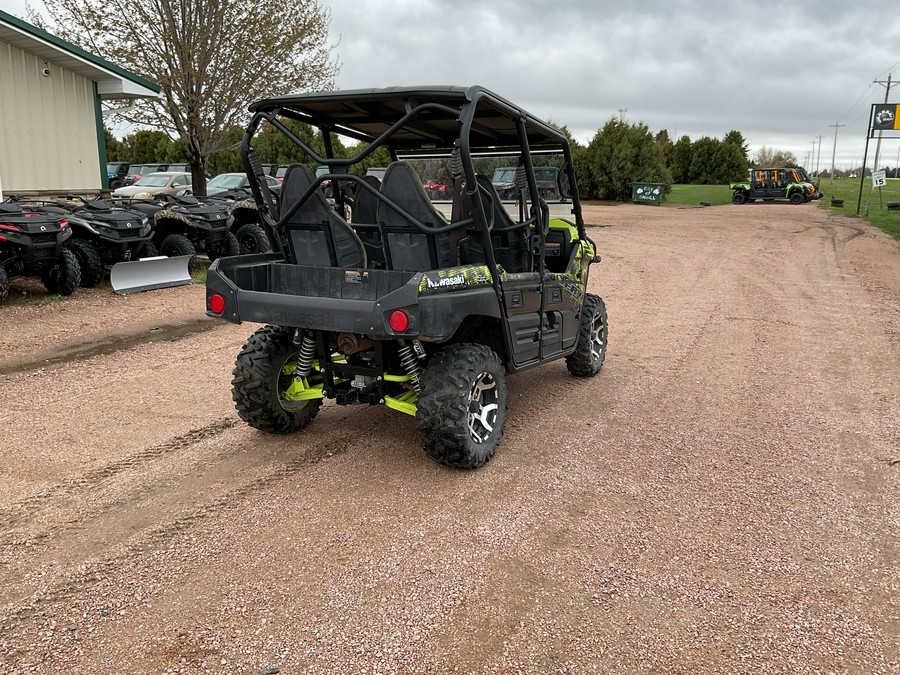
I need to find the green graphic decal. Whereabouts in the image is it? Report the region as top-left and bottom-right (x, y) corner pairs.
(418, 265), (493, 295)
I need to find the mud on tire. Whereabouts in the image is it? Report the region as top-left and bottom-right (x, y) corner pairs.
(232, 324), (322, 433)
(41, 248), (81, 296)
(416, 343), (508, 469)
(66, 238), (104, 287)
(565, 293), (608, 377)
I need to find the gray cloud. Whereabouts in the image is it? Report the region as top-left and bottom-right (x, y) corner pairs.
(326, 0), (900, 169)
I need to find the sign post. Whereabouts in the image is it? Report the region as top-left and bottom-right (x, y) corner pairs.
(857, 102), (900, 214)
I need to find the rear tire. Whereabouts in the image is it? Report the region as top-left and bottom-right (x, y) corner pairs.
(417, 343), (508, 469)
(66, 238), (104, 287)
(232, 325), (322, 433)
(566, 294), (608, 377)
(0, 265), (9, 304)
(236, 223), (271, 255)
(159, 233), (197, 273)
(41, 248), (81, 296)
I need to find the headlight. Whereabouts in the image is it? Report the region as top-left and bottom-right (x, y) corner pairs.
(139, 218), (151, 236)
(133, 191), (152, 199)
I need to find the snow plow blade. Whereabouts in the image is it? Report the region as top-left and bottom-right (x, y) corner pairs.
(110, 255), (193, 294)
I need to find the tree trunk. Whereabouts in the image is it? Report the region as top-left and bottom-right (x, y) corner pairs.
(189, 151), (207, 197)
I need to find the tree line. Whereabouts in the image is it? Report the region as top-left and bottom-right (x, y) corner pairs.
(107, 119), (761, 202)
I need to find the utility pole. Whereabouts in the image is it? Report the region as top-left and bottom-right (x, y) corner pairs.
(872, 74), (897, 171)
(829, 122), (845, 185)
(816, 134), (823, 176)
(871, 74), (895, 208)
(809, 140), (817, 170)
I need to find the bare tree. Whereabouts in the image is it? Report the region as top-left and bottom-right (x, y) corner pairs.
(753, 146), (798, 168)
(34, 0), (338, 195)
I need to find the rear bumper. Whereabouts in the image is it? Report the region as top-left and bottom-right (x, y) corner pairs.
(205, 255), (500, 340)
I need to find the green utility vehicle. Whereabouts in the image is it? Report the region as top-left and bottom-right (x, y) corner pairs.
(730, 167), (815, 204)
(205, 86), (607, 469)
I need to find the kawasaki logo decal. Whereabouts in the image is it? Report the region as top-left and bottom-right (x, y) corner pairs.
(418, 265), (493, 295)
(426, 274), (465, 289)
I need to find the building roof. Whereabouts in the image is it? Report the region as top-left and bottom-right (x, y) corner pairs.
(0, 9), (160, 100)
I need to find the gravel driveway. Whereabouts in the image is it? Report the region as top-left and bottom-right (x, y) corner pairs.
(0, 202), (898, 673)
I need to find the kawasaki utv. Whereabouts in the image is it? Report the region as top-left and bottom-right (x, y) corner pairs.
(0, 200), (81, 303)
(730, 167), (815, 205)
(205, 86), (608, 469)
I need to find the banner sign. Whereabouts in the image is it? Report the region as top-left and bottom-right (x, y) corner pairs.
(872, 104), (900, 130)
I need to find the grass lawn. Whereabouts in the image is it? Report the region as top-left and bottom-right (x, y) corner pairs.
(664, 178), (900, 240)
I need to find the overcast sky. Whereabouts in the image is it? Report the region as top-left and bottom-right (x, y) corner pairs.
(323, 0), (900, 172)
(7, 0), (900, 171)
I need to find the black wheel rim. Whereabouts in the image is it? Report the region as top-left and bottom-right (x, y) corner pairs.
(240, 232), (259, 253)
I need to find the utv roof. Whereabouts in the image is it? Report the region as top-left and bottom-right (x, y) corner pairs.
(248, 85), (569, 152)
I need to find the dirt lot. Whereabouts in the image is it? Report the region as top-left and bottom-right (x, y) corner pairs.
(1, 202), (898, 673)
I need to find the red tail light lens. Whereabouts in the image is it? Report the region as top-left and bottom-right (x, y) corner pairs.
(388, 309), (410, 332)
(58, 219), (69, 230)
(0, 223), (21, 231)
(208, 293), (226, 314)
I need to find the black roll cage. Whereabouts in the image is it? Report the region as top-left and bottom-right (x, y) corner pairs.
(239, 86), (587, 290)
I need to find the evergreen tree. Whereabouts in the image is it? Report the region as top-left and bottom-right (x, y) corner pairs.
(584, 118), (671, 201)
(669, 135), (693, 183)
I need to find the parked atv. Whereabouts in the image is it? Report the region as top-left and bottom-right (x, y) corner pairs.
(205, 85), (607, 469)
(38, 197), (155, 287)
(0, 200), (81, 303)
(203, 188), (273, 255)
(119, 193), (237, 270)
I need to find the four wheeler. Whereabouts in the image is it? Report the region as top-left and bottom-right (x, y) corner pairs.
(120, 193), (237, 271)
(38, 197), (154, 287)
(730, 167), (816, 205)
(205, 85), (608, 469)
(202, 187), (275, 255)
(0, 200), (81, 303)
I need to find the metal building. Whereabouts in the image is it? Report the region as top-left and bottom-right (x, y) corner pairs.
(0, 9), (159, 195)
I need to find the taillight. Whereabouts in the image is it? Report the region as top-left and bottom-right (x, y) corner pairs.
(388, 309), (410, 332)
(0, 223), (21, 231)
(208, 293), (226, 314)
(58, 219), (69, 230)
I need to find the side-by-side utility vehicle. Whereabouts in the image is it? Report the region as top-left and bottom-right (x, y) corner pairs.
(205, 86), (608, 468)
(730, 167), (816, 204)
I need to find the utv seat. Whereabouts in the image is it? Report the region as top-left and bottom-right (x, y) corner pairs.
(350, 175), (386, 268)
(280, 163), (366, 268)
(462, 174), (531, 273)
(377, 161), (453, 271)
